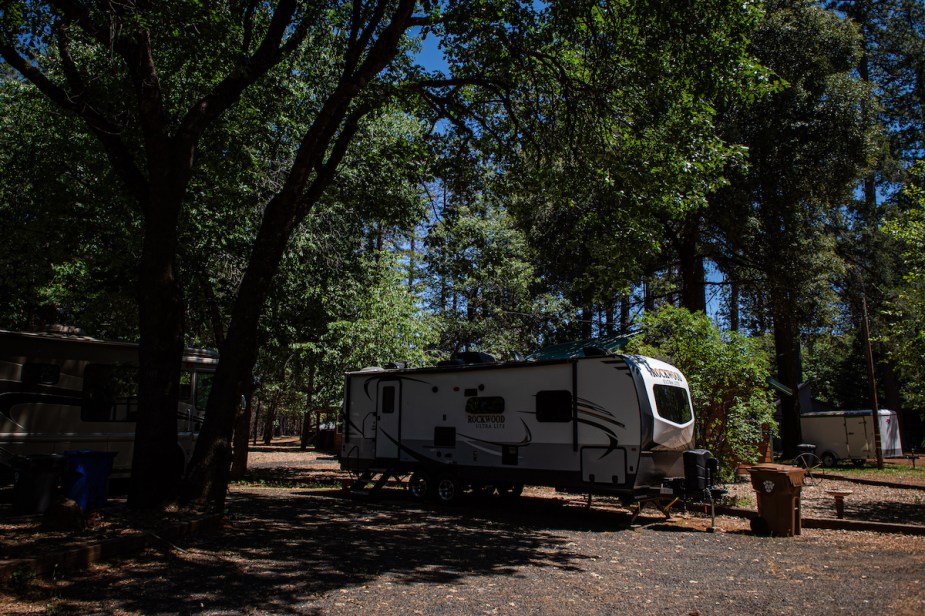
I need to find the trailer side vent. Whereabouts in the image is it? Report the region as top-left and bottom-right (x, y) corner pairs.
(434, 427), (456, 448)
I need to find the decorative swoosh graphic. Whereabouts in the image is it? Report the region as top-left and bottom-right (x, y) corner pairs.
(361, 376), (433, 400)
(577, 405), (626, 429)
(376, 429), (438, 465)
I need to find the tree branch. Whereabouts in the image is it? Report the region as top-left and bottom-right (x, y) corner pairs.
(347, 0), (390, 77)
(0, 34), (148, 203)
(173, 0), (308, 160)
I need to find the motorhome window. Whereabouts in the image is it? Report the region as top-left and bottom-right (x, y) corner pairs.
(194, 372), (214, 410)
(536, 390), (572, 422)
(179, 371), (193, 401)
(653, 385), (692, 424)
(21, 363), (60, 386)
(465, 396), (504, 414)
(82, 364), (139, 422)
(381, 386), (396, 414)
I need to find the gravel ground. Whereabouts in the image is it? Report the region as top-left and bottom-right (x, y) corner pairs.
(3, 441), (925, 615)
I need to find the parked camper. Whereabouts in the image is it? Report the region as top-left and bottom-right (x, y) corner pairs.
(0, 328), (218, 481)
(341, 352), (701, 503)
(800, 409), (902, 467)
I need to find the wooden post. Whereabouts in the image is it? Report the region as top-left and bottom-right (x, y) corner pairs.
(861, 294), (884, 469)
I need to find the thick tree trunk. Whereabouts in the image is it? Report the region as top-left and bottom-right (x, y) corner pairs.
(773, 306), (803, 459)
(679, 255), (706, 313)
(182, 205), (296, 510)
(676, 224), (706, 313)
(129, 190), (185, 509)
(180, 0), (417, 511)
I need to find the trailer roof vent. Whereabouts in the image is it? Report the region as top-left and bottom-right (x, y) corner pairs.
(450, 352), (497, 365)
(384, 361), (407, 370)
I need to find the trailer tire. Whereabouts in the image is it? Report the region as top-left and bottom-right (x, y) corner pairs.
(435, 474), (461, 505)
(821, 452), (838, 468)
(409, 472), (433, 501)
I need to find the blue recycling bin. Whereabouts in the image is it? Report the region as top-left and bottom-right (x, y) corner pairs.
(62, 450), (118, 511)
(11, 454), (67, 514)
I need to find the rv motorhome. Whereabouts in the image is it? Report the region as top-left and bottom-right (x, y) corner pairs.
(0, 328), (218, 481)
(341, 352), (706, 503)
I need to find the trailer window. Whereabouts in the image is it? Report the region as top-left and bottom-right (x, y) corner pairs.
(381, 386), (396, 414)
(536, 390), (572, 422)
(21, 363), (60, 386)
(82, 364), (139, 422)
(465, 396), (505, 414)
(653, 385), (692, 424)
(179, 371), (193, 401)
(194, 372), (214, 410)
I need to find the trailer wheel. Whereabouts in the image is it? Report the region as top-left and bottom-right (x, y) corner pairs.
(409, 472), (433, 501)
(821, 452), (838, 468)
(435, 474), (461, 504)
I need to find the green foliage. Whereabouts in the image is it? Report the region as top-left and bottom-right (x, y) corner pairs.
(424, 192), (563, 357)
(715, 0), (879, 329)
(494, 0), (772, 314)
(883, 163), (925, 409)
(0, 79), (139, 337)
(302, 252), (439, 408)
(626, 306), (777, 473)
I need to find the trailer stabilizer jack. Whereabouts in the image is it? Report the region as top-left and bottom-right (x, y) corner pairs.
(348, 468), (397, 497)
(629, 496), (679, 526)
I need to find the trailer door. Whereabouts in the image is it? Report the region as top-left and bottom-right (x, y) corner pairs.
(375, 381), (400, 459)
(844, 415), (869, 459)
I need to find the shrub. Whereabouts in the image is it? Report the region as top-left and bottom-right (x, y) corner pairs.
(626, 305), (777, 475)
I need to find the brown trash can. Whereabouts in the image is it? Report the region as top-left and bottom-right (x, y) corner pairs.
(747, 464), (805, 537)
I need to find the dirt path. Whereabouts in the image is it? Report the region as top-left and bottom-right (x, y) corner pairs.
(3, 483), (924, 615)
(4, 441), (925, 615)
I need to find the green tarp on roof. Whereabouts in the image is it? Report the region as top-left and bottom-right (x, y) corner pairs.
(526, 334), (632, 361)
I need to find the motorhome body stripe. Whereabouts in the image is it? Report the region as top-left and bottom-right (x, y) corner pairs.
(0, 392), (82, 421)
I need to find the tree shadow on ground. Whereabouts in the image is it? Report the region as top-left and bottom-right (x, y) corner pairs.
(846, 499), (925, 525)
(46, 489), (651, 614)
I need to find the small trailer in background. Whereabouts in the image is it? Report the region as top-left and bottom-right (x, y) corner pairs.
(340, 351), (715, 505)
(800, 409), (903, 467)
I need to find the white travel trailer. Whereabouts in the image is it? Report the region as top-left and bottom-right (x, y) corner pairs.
(801, 409), (903, 467)
(0, 328), (218, 481)
(341, 352), (703, 503)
